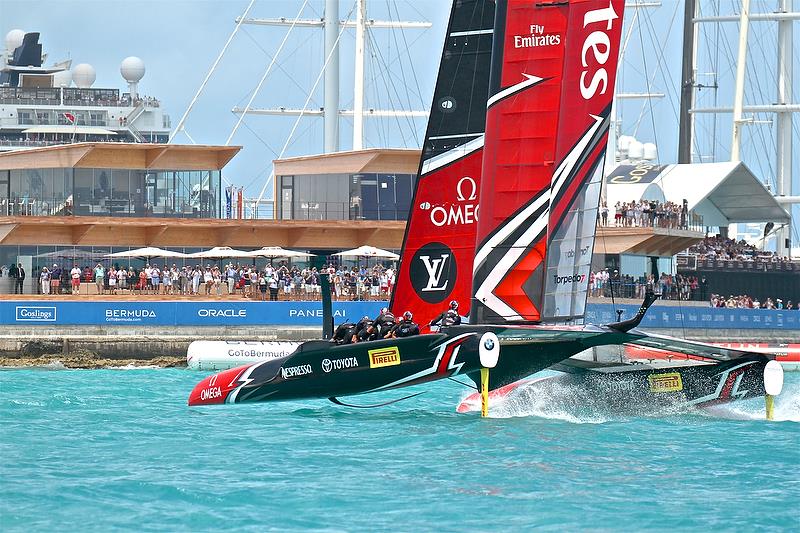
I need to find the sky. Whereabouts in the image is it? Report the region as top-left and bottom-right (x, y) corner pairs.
(3, 0), (798, 243)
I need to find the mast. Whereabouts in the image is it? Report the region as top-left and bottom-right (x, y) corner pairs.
(776, 0), (793, 257)
(324, 0), (340, 153)
(730, 0), (751, 162)
(678, 0), (697, 164)
(353, 0), (366, 151)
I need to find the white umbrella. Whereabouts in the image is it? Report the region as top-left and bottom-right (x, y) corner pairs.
(37, 249), (106, 261)
(332, 245), (399, 260)
(246, 246), (316, 259)
(105, 247), (187, 259)
(189, 246), (253, 259)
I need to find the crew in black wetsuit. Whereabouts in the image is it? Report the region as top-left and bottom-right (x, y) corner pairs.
(353, 315), (374, 343)
(371, 307), (396, 339)
(429, 300), (461, 329)
(332, 321), (357, 345)
(386, 311), (420, 338)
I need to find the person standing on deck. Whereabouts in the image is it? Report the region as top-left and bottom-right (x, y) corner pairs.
(93, 263), (105, 295)
(14, 263), (25, 294)
(50, 263), (62, 294)
(70, 264), (81, 295)
(40, 266), (50, 295)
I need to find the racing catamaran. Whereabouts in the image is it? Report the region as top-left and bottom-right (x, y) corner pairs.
(188, 0), (781, 412)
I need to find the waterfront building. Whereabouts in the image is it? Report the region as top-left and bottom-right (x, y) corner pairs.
(273, 148), (419, 221)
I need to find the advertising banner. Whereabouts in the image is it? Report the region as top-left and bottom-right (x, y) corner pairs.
(1, 301), (798, 330)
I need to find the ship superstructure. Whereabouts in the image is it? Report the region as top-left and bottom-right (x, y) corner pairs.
(0, 29), (170, 151)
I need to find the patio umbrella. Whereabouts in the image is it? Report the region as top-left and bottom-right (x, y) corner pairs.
(105, 247), (188, 259)
(35, 249), (106, 262)
(189, 246), (253, 259)
(246, 246), (316, 259)
(332, 245), (399, 260)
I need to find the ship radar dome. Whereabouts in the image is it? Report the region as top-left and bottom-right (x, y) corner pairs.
(72, 63), (96, 88)
(642, 143), (658, 161)
(627, 140), (644, 161)
(120, 56), (145, 83)
(5, 29), (25, 52)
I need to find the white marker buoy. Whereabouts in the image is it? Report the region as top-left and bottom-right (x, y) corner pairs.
(763, 360), (784, 421)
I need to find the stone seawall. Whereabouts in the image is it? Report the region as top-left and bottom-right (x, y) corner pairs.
(0, 325), (323, 361)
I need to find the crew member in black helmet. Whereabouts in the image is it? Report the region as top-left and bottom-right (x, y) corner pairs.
(332, 320), (357, 345)
(429, 300), (461, 329)
(386, 311), (420, 338)
(370, 307), (396, 338)
(353, 315), (374, 343)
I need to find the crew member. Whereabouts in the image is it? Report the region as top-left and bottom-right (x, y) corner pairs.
(332, 321), (357, 345)
(429, 300), (461, 329)
(386, 311), (420, 338)
(352, 315), (374, 343)
(370, 307), (396, 338)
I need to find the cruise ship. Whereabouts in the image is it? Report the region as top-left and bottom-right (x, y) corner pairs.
(0, 29), (170, 151)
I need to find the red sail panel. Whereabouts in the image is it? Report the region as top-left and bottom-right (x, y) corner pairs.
(471, 0), (625, 325)
(543, 0), (625, 321)
(471, 0), (570, 324)
(389, 0), (494, 328)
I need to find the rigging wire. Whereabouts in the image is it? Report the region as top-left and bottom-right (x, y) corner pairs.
(391, 0), (427, 110)
(637, 1), (682, 163)
(227, 0), (312, 146)
(253, 0), (358, 205)
(632, 9), (658, 148)
(366, 26), (417, 147)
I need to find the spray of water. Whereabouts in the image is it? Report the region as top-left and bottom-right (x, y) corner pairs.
(458, 373), (800, 423)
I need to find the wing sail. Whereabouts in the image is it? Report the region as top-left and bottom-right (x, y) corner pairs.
(389, 0), (495, 327)
(471, 0), (625, 325)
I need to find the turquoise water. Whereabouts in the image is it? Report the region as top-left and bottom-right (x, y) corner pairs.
(1, 367), (798, 532)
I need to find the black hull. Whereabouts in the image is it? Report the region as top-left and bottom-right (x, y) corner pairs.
(458, 355), (771, 414)
(188, 324), (639, 406)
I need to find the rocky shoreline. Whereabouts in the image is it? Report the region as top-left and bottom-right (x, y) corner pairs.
(0, 354), (186, 369)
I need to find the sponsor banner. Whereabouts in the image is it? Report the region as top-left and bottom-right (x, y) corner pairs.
(0, 301), (383, 326)
(648, 372), (683, 393)
(1, 300), (798, 329)
(585, 303), (800, 330)
(368, 346), (401, 368)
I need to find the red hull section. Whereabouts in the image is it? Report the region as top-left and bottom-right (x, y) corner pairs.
(188, 365), (251, 406)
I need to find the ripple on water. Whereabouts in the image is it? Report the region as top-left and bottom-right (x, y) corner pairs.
(0, 368), (797, 532)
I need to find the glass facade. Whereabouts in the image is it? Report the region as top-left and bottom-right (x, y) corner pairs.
(0, 168), (221, 218)
(277, 172), (415, 221)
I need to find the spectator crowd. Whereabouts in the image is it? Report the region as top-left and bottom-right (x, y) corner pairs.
(686, 236), (797, 263)
(710, 294), (795, 310)
(599, 199), (700, 230)
(590, 269), (708, 301)
(2, 261), (397, 301)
